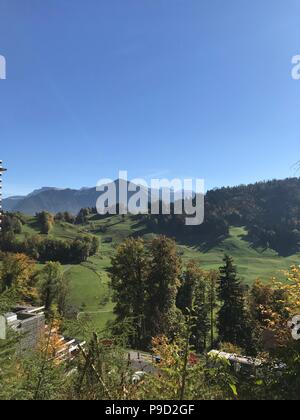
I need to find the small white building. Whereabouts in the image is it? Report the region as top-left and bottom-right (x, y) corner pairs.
(0, 306), (45, 352)
(208, 350), (262, 374)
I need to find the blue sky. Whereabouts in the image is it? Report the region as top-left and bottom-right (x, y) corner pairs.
(1, 0), (300, 197)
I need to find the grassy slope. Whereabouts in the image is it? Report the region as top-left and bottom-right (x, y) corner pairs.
(179, 226), (300, 285)
(15, 215), (300, 331)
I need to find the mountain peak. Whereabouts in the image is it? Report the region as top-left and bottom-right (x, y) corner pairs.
(28, 187), (64, 197)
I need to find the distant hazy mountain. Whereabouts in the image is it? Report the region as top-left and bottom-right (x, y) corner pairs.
(3, 180), (185, 215)
(3, 187), (100, 215)
(2, 196), (25, 211)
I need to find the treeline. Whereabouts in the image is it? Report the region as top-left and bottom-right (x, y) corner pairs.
(0, 233), (99, 264)
(134, 178), (300, 255)
(205, 178), (300, 255)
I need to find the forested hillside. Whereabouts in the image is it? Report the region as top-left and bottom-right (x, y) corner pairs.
(139, 178), (300, 256)
(4, 177), (300, 256)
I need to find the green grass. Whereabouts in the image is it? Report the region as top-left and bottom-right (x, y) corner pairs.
(59, 257), (114, 333)
(178, 227), (300, 284)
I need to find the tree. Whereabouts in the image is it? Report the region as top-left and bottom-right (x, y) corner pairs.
(146, 236), (182, 340)
(0, 328), (20, 399)
(134, 329), (238, 401)
(177, 261), (210, 353)
(69, 235), (99, 263)
(37, 238), (68, 263)
(192, 274), (210, 353)
(207, 270), (218, 349)
(0, 253), (38, 303)
(70, 238), (90, 263)
(249, 268), (300, 351)
(57, 276), (71, 318)
(177, 260), (199, 314)
(110, 238), (148, 348)
(75, 208), (90, 225)
(55, 212), (75, 224)
(39, 262), (63, 314)
(36, 212), (54, 235)
(2, 213), (23, 235)
(111, 236), (184, 348)
(217, 255), (251, 350)
(0, 229), (16, 253)
(89, 236), (100, 256)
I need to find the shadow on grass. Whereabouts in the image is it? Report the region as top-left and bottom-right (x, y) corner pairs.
(129, 216), (227, 253)
(240, 229), (299, 257)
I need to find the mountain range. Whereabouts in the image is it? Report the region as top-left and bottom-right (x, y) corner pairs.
(3, 180), (193, 215)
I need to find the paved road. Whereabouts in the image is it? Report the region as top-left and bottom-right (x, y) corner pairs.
(77, 310), (112, 321)
(127, 351), (157, 374)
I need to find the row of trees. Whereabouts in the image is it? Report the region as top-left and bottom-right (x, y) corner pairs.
(110, 236), (181, 349)
(0, 230), (99, 264)
(110, 236), (252, 352)
(33, 235), (99, 263)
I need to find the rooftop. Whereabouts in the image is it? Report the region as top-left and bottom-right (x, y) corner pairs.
(4, 306), (45, 327)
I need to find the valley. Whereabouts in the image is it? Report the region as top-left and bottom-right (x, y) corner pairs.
(11, 212), (300, 332)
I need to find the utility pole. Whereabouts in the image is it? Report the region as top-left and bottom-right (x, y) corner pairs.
(0, 160), (7, 231)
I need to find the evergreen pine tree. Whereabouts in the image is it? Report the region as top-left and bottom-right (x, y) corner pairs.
(217, 255), (251, 350)
(177, 261), (198, 314)
(191, 276), (210, 353)
(207, 270), (218, 350)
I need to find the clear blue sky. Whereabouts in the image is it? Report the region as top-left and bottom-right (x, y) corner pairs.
(1, 0), (300, 197)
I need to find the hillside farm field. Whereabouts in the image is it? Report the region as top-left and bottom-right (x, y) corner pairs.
(11, 214), (300, 332)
